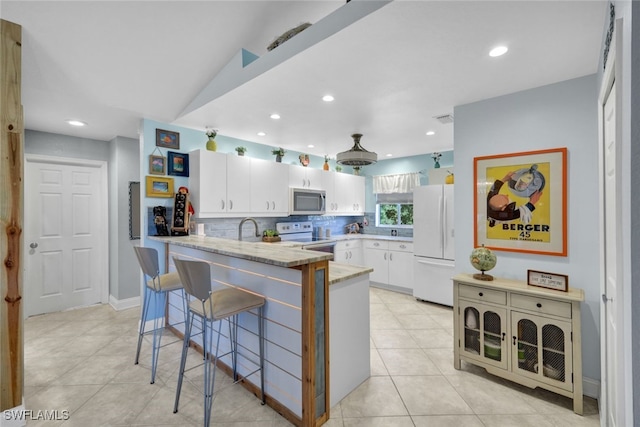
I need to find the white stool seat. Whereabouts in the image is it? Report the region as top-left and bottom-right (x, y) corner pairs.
(189, 288), (265, 320)
(147, 271), (182, 292)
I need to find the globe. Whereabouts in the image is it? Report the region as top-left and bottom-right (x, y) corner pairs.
(470, 245), (497, 281)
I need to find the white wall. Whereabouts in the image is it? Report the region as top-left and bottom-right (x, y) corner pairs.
(453, 75), (601, 383)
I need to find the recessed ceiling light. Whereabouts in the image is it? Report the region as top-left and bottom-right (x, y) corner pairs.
(386, 153), (393, 157)
(66, 120), (87, 127)
(270, 113), (280, 119)
(307, 144), (315, 148)
(257, 132), (266, 136)
(489, 46), (508, 57)
(426, 131), (435, 136)
(322, 95), (334, 102)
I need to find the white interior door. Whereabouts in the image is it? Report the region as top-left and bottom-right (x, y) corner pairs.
(24, 156), (108, 317)
(603, 81), (622, 427)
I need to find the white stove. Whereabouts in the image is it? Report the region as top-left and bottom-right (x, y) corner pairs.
(276, 221), (336, 254)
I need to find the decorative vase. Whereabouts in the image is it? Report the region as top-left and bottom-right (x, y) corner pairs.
(275, 155), (282, 163)
(206, 137), (217, 152)
(237, 151), (244, 156)
(434, 161), (440, 169)
(323, 160), (330, 171)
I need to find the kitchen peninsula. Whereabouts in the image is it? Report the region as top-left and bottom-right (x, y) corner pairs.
(149, 235), (372, 427)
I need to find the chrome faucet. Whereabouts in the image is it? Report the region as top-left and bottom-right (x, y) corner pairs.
(238, 217), (260, 241)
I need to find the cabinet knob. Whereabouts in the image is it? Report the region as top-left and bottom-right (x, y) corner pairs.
(536, 303), (542, 308)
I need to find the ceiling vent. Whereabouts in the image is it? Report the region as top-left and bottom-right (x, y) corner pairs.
(433, 114), (454, 124)
(336, 133), (377, 166)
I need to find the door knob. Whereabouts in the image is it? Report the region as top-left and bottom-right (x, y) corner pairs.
(602, 294), (613, 303)
(30, 242), (38, 249)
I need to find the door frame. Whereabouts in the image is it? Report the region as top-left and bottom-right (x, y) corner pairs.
(24, 154), (110, 312)
(597, 17), (631, 426)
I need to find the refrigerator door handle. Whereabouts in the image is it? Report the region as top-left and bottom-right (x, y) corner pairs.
(438, 195), (444, 253)
(415, 258), (453, 268)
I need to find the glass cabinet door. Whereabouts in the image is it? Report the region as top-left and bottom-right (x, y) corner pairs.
(460, 302), (507, 370)
(511, 311), (573, 391)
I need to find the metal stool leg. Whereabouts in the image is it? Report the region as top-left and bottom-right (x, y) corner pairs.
(259, 306), (265, 405)
(149, 290), (165, 384)
(135, 287), (152, 365)
(173, 310), (194, 413)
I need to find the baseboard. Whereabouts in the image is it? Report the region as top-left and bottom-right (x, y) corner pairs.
(583, 376), (600, 400)
(369, 282), (413, 295)
(109, 295), (140, 311)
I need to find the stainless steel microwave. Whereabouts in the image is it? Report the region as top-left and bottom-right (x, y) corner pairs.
(289, 188), (326, 215)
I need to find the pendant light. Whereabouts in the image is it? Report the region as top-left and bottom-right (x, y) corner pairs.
(336, 133), (377, 166)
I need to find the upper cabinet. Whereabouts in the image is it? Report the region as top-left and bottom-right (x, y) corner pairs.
(251, 158), (289, 216)
(289, 164), (327, 190)
(331, 173), (365, 215)
(189, 150), (364, 218)
(189, 150), (251, 217)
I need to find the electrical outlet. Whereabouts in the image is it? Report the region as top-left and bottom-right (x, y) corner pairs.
(391, 229), (398, 236)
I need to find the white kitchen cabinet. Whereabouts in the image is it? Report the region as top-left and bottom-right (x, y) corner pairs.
(189, 150), (227, 216)
(289, 164), (326, 190)
(363, 240), (414, 291)
(190, 150), (281, 217)
(226, 154), (251, 214)
(189, 150), (250, 216)
(453, 274), (584, 415)
(251, 157), (289, 216)
(331, 173), (365, 215)
(334, 240), (363, 266)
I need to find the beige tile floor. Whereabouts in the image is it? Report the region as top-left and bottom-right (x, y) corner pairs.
(23, 287), (600, 426)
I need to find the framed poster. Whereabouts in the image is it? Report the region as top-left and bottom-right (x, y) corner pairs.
(155, 128), (180, 149)
(474, 148), (567, 256)
(148, 154), (166, 175)
(167, 151), (189, 177)
(145, 175), (174, 198)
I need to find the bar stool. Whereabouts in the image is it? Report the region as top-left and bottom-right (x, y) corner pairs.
(172, 258), (265, 427)
(133, 246), (185, 384)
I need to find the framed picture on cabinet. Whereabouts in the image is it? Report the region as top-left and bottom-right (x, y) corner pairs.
(149, 154), (166, 175)
(167, 151), (189, 177)
(473, 148), (567, 256)
(145, 175), (174, 198)
(155, 128), (180, 149)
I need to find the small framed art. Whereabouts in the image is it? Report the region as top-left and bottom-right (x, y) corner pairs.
(145, 175), (174, 198)
(156, 128), (180, 149)
(167, 151), (189, 177)
(527, 270), (568, 292)
(149, 154), (166, 175)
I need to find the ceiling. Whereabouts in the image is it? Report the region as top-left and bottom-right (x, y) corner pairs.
(2, 1), (607, 160)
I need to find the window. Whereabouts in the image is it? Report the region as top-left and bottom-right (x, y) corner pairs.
(372, 172), (420, 227)
(377, 203), (413, 227)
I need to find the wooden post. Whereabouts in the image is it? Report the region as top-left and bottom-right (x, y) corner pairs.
(0, 19), (23, 411)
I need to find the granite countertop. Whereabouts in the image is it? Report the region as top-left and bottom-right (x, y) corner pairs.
(149, 235), (332, 268)
(328, 262), (373, 285)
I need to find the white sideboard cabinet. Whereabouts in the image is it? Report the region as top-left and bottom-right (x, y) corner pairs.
(452, 273), (585, 415)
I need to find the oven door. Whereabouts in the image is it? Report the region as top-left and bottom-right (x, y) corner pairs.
(290, 188), (326, 215)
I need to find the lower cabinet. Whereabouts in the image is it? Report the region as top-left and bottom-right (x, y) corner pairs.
(453, 274), (584, 414)
(363, 240), (413, 291)
(334, 240), (363, 266)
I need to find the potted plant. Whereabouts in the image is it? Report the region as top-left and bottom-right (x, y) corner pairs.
(271, 147), (286, 163)
(262, 229), (281, 243)
(235, 146), (247, 156)
(323, 155), (330, 171)
(205, 128), (218, 151)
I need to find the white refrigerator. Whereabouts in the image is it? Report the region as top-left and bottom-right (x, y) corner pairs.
(413, 185), (455, 306)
